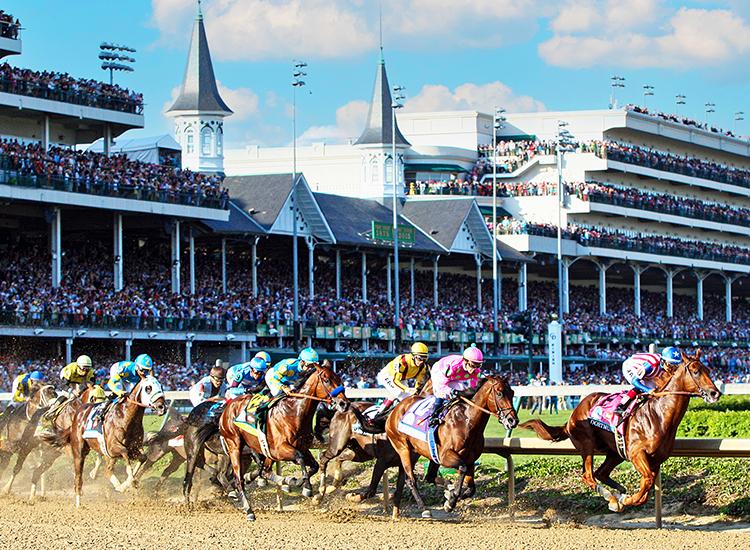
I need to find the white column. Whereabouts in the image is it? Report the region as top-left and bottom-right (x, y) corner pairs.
(185, 341), (192, 370)
(632, 264), (643, 318)
(361, 252), (367, 303)
(696, 272), (706, 320)
(666, 270), (674, 318)
(251, 238), (258, 298)
(386, 254), (392, 305)
(497, 264), (503, 312)
(562, 258), (571, 315)
(103, 123), (112, 157)
(433, 255), (440, 307)
(518, 263), (527, 311)
(42, 115), (50, 151)
(306, 237), (315, 299)
(189, 228), (196, 295)
(725, 275), (733, 323)
(475, 255), (482, 309)
(410, 257), (415, 306)
(597, 262), (608, 315)
(65, 338), (73, 365)
(171, 220), (181, 294)
(125, 339), (132, 361)
(113, 213), (123, 291)
(335, 250), (341, 300)
(221, 237), (227, 294)
(241, 341), (247, 362)
(51, 207), (62, 288)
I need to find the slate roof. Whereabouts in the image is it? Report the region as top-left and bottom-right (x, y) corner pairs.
(354, 60), (409, 147)
(201, 200), (265, 235)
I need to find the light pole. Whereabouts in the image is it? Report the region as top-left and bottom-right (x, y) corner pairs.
(99, 42), (136, 85)
(676, 94), (686, 115)
(492, 107), (506, 354)
(610, 76), (625, 108)
(555, 121), (574, 322)
(392, 85), (405, 340)
(292, 61), (307, 351)
(643, 85), (654, 107)
(735, 111), (745, 134)
(705, 102), (716, 123)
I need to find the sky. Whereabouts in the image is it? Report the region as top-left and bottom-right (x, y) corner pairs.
(6, 0), (750, 148)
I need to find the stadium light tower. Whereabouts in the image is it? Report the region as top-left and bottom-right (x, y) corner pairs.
(705, 102), (716, 123)
(391, 84), (405, 336)
(735, 111), (745, 133)
(609, 76), (625, 109)
(555, 121), (574, 322)
(291, 60), (307, 351)
(492, 107), (506, 354)
(675, 94), (686, 114)
(643, 85), (654, 107)
(99, 42), (136, 85)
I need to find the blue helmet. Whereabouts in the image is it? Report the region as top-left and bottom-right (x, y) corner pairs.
(29, 371), (44, 381)
(254, 351), (271, 364)
(249, 357), (267, 373)
(134, 354), (154, 372)
(298, 347), (319, 363)
(661, 346), (681, 365)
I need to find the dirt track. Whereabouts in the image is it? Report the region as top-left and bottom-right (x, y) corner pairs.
(1, 494), (748, 550)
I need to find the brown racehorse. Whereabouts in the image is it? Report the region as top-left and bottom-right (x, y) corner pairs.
(521, 350), (721, 512)
(315, 401), (400, 505)
(134, 405), (187, 492)
(386, 376), (518, 518)
(60, 376), (167, 507)
(0, 384), (57, 494)
(219, 364), (349, 521)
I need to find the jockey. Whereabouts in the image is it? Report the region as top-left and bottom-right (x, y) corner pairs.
(254, 350), (272, 365)
(11, 371), (45, 403)
(60, 355), (95, 397)
(371, 342), (430, 417)
(265, 347), (318, 397)
(225, 357), (268, 399)
(107, 353), (154, 397)
(188, 365), (227, 407)
(617, 346), (682, 414)
(428, 345), (483, 427)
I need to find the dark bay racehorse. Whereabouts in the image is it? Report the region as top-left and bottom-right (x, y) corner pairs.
(386, 376), (518, 518)
(316, 401), (399, 505)
(136, 406), (188, 491)
(521, 350), (721, 511)
(219, 364), (349, 520)
(57, 376), (167, 507)
(0, 384), (57, 494)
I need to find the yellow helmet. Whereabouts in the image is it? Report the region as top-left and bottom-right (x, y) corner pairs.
(87, 385), (106, 403)
(410, 342), (429, 358)
(76, 355), (92, 370)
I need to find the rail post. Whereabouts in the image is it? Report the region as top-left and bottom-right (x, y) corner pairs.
(382, 470), (391, 513)
(506, 455), (515, 517)
(276, 462), (284, 511)
(654, 469), (663, 529)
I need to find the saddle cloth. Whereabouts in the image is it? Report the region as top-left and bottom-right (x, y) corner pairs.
(167, 434), (184, 448)
(588, 391), (639, 459)
(352, 405), (380, 436)
(82, 403), (110, 457)
(233, 393), (278, 457)
(397, 396), (440, 462)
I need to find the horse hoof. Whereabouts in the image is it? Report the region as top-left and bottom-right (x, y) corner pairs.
(312, 494), (322, 505)
(256, 478), (267, 488)
(227, 490), (238, 500)
(443, 501), (455, 513)
(246, 511), (256, 522)
(391, 507), (400, 520)
(324, 485), (338, 495)
(421, 510), (433, 519)
(281, 484), (291, 493)
(608, 498), (623, 513)
(346, 492), (363, 503)
(302, 487), (313, 498)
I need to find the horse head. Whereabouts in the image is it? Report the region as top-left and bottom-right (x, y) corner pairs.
(302, 363), (349, 413)
(136, 375), (167, 415)
(478, 376), (518, 430)
(675, 349), (721, 404)
(30, 384), (58, 408)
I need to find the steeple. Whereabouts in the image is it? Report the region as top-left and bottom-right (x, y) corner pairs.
(167, 2), (232, 115)
(354, 59), (409, 147)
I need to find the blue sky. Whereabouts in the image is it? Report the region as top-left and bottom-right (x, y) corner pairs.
(6, 0), (750, 147)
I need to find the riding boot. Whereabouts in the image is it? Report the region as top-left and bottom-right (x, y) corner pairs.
(615, 389), (638, 417)
(370, 399), (394, 421)
(428, 398), (445, 428)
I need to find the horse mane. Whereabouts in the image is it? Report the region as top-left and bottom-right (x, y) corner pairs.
(291, 363), (319, 391)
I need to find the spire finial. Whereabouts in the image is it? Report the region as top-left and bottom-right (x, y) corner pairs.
(196, 0), (203, 20)
(379, 0), (384, 63)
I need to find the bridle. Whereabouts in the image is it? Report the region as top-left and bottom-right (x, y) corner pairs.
(459, 380), (515, 423)
(285, 365), (345, 406)
(126, 378), (165, 409)
(650, 359), (701, 398)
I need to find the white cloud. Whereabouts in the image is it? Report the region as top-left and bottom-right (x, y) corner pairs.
(404, 81), (546, 114)
(540, 6), (750, 69)
(297, 100), (369, 144)
(216, 81), (259, 121)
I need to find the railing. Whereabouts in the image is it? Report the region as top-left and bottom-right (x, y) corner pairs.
(0, 20), (20, 40)
(0, 77), (142, 114)
(0, 159), (229, 209)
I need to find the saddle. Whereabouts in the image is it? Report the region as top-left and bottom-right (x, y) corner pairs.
(396, 396), (444, 463)
(232, 393), (283, 457)
(588, 391), (644, 459)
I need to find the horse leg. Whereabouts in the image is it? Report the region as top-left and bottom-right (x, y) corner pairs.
(0, 451), (11, 481)
(105, 457), (122, 492)
(424, 460), (441, 485)
(30, 447), (59, 501)
(620, 451), (657, 510)
(116, 457), (140, 492)
(594, 454), (626, 495)
(182, 446), (202, 505)
(581, 453), (597, 490)
(391, 466), (407, 519)
(354, 454), (388, 502)
(444, 462), (468, 512)
(155, 453), (184, 492)
(295, 448), (318, 498)
(72, 443), (90, 508)
(398, 448), (431, 518)
(89, 455), (102, 480)
(226, 435), (255, 521)
(3, 441), (35, 494)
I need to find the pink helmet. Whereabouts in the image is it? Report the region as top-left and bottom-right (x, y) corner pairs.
(462, 344), (484, 364)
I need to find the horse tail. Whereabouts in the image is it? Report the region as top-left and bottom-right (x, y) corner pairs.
(195, 417), (220, 446)
(40, 427), (71, 448)
(349, 406), (386, 435)
(518, 419), (569, 442)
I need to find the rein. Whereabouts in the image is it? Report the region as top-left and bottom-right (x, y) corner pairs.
(649, 390), (699, 398)
(285, 391), (331, 404)
(459, 387), (513, 420)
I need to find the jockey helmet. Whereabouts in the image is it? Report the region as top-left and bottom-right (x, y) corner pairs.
(410, 342), (429, 358)
(88, 385), (106, 403)
(134, 354), (154, 372)
(76, 355), (92, 370)
(249, 357), (268, 373)
(29, 371), (44, 381)
(462, 344), (484, 365)
(298, 347), (319, 364)
(254, 351), (272, 364)
(209, 366), (225, 380)
(661, 346), (681, 365)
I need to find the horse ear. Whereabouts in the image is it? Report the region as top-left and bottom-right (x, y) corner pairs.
(680, 351), (688, 363)
(695, 348), (702, 360)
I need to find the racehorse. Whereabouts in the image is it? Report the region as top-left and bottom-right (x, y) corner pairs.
(61, 376), (167, 507)
(520, 350), (721, 512)
(219, 363), (349, 520)
(316, 401), (400, 505)
(135, 405), (188, 492)
(0, 384), (57, 494)
(386, 376), (517, 518)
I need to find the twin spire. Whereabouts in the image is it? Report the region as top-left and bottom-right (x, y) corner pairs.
(354, 57), (409, 147)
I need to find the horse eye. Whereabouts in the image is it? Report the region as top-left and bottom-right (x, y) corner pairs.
(145, 385), (152, 392)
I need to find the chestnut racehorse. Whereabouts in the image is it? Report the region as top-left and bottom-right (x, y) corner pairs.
(63, 376), (167, 506)
(386, 376), (518, 518)
(219, 364), (349, 520)
(521, 350), (721, 512)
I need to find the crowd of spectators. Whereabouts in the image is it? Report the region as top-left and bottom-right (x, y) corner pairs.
(0, 62), (143, 114)
(0, 139), (228, 207)
(0, 10), (19, 39)
(626, 105), (741, 141)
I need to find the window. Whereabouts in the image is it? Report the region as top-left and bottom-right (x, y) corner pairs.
(385, 157), (394, 184)
(371, 158), (380, 184)
(186, 130), (194, 154)
(216, 130), (223, 156)
(201, 127), (213, 156)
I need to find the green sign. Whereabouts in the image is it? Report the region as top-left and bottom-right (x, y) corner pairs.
(371, 221), (416, 244)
